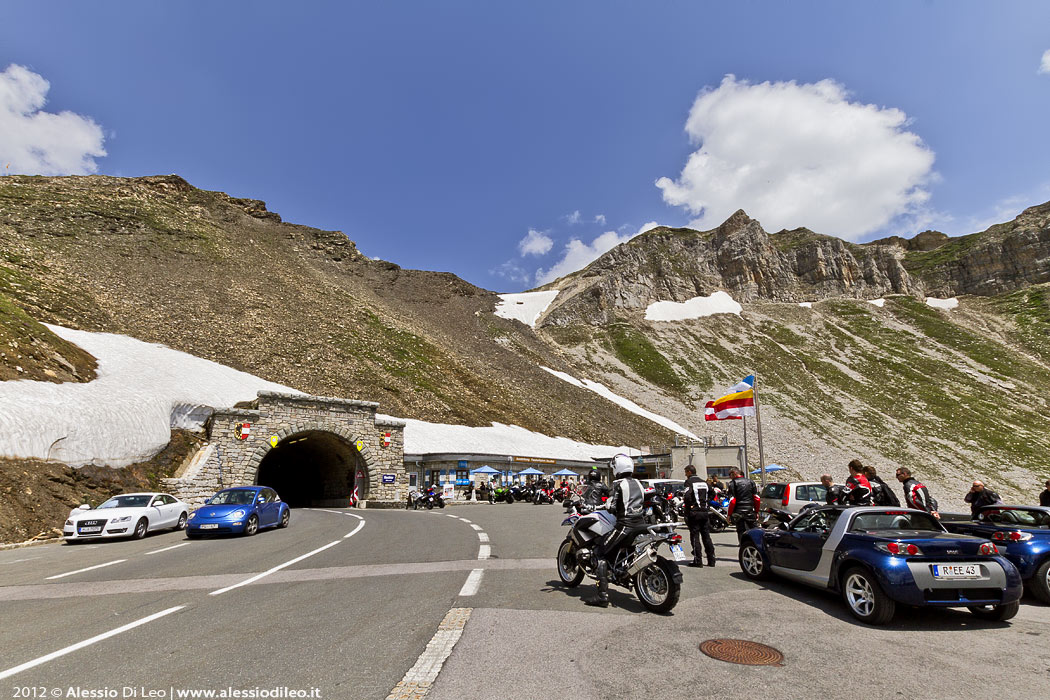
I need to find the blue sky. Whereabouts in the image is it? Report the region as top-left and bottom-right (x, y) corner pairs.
(3, 2), (1049, 292)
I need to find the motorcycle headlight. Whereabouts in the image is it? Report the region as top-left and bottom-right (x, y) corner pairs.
(231, 509), (246, 519)
(112, 516), (132, 523)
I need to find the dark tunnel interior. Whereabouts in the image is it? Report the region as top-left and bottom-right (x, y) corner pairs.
(255, 431), (367, 507)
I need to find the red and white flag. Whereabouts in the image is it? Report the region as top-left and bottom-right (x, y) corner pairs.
(704, 375), (756, 421)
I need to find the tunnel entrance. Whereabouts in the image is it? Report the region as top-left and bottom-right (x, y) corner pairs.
(255, 430), (368, 507)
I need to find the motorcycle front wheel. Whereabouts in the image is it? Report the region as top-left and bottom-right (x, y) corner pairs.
(556, 538), (585, 588)
(634, 556), (681, 614)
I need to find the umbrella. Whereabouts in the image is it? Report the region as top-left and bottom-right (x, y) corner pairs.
(516, 467), (545, 476)
(470, 465), (499, 475)
(750, 464), (785, 475)
(551, 468), (578, 477)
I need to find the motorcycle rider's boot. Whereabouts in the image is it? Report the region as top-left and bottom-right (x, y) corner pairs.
(585, 561), (610, 608)
(707, 556), (717, 567)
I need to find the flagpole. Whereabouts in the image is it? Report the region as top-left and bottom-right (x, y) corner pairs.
(754, 372), (767, 488)
(742, 416), (749, 477)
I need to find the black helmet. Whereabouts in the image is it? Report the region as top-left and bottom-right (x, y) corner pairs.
(587, 469), (601, 483)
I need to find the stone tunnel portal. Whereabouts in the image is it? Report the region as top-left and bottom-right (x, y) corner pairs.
(255, 430), (368, 508)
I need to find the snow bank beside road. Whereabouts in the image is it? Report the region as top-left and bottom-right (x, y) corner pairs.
(0, 325), (298, 466)
(1, 325), (631, 468)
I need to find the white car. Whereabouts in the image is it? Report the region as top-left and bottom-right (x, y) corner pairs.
(63, 492), (190, 541)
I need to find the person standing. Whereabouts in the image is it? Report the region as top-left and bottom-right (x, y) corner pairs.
(1041, 480), (1050, 507)
(821, 474), (843, 505)
(964, 481), (1001, 517)
(864, 465), (900, 506)
(895, 467), (940, 519)
(683, 465), (716, 567)
(840, 459), (873, 506)
(726, 468), (759, 542)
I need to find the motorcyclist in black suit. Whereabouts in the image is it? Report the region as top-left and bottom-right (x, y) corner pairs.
(726, 468), (759, 542)
(582, 469), (609, 508)
(586, 454), (645, 608)
(683, 465), (715, 567)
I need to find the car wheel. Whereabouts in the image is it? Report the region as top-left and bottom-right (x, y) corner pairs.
(175, 512), (188, 530)
(1029, 559), (1050, 605)
(967, 601), (1020, 621)
(132, 518), (149, 540)
(738, 543), (770, 580)
(841, 567), (895, 625)
(244, 514), (259, 536)
(278, 508), (290, 529)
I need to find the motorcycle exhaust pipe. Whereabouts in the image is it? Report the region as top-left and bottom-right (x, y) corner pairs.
(625, 548), (656, 577)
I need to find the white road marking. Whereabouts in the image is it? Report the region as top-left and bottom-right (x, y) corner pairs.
(344, 512), (364, 520)
(317, 509), (346, 515)
(144, 542), (189, 556)
(46, 559), (127, 580)
(344, 520), (366, 539)
(0, 556), (40, 566)
(0, 605), (185, 681)
(387, 608), (471, 700)
(210, 541), (341, 596)
(469, 524), (483, 531)
(477, 545), (491, 560)
(457, 569), (484, 596)
(458, 518), (471, 523)
(445, 514), (458, 518)
(477, 532), (489, 543)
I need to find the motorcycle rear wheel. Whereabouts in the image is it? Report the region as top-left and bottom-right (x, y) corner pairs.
(557, 538), (585, 588)
(634, 556), (680, 614)
(709, 517), (727, 533)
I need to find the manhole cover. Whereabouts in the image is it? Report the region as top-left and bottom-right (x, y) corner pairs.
(699, 639), (784, 666)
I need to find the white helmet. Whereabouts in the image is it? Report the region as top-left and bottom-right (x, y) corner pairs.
(611, 453), (634, 478)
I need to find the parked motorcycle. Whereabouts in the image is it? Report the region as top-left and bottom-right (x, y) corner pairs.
(416, 490), (446, 509)
(556, 509), (684, 613)
(707, 497), (730, 532)
(533, 487), (554, 505)
(490, 486), (514, 504)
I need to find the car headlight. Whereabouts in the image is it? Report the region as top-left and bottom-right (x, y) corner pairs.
(188, 511), (198, 520)
(65, 519), (74, 527)
(231, 509), (246, 519)
(112, 516), (132, 523)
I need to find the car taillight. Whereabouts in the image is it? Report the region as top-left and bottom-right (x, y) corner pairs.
(991, 531), (1032, 543)
(877, 541), (922, 556)
(782, 485), (790, 507)
(978, 542), (999, 555)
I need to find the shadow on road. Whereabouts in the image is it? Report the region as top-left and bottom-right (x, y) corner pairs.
(726, 571), (1019, 631)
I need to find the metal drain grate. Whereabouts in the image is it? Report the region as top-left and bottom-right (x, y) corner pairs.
(699, 639), (785, 666)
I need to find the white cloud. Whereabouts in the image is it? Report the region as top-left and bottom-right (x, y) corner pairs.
(518, 228), (554, 256)
(594, 214), (606, 225)
(0, 64), (106, 175)
(655, 75), (935, 241)
(536, 221), (659, 285)
(566, 210), (582, 224)
(1040, 49), (1050, 75)
(490, 260), (532, 285)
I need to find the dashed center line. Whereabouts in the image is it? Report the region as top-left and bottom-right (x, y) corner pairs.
(477, 545), (491, 560)
(477, 532), (489, 543)
(457, 569), (484, 596)
(46, 559), (127, 580)
(144, 542), (190, 556)
(469, 524), (483, 531)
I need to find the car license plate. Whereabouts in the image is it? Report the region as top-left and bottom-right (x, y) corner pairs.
(932, 564), (980, 579)
(199, 524), (218, 530)
(669, 544), (687, 562)
(78, 526), (102, 533)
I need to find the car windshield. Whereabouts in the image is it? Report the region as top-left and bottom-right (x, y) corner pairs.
(209, 490), (257, 505)
(982, 509), (1050, 528)
(850, 511), (942, 532)
(97, 495), (152, 509)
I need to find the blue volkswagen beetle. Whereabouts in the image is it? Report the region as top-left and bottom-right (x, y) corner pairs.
(738, 505), (1023, 625)
(186, 486), (290, 538)
(942, 505), (1050, 605)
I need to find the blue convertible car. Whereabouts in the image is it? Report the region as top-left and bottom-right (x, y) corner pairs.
(186, 486), (290, 538)
(739, 505), (1023, 625)
(942, 505), (1050, 605)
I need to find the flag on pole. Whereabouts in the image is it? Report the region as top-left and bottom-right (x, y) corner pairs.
(705, 375), (757, 421)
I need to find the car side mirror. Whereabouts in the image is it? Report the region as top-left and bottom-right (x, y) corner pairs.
(78, 504), (91, 511)
(204, 498), (212, 504)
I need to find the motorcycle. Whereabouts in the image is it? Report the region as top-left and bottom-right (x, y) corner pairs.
(533, 487), (554, 505)
(707, 497), (730, 532)
(416, 490), (446, 509)
(490, 485), (514, 504)
(556, 509), (684, 614)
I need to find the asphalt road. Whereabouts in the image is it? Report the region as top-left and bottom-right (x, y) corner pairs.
(1, 503), (1049, 700)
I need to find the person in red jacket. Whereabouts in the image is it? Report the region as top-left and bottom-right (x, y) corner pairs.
(840, 459), (873, 506)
